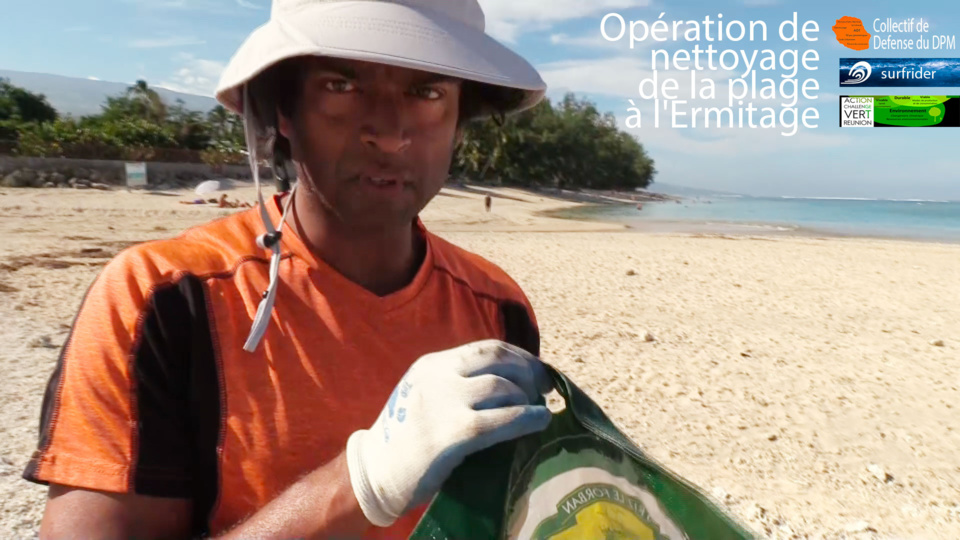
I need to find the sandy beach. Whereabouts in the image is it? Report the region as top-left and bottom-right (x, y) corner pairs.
(1, 183), (958, 539)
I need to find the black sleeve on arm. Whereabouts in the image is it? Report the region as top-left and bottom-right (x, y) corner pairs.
(499, 300), (540, 357)
(133, 274), (223, 537)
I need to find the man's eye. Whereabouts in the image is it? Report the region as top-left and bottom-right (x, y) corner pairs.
(324, 80), (356, 93)
(412, 87), (443, 100)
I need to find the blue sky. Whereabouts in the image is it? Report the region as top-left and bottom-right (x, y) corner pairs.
(2, 0), (960, 199)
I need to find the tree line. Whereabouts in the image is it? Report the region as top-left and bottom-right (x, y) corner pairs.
(0, 78), (245, 165)
(0, 78), (655, 189)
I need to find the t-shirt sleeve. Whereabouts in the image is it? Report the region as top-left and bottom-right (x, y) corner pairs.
(22, 248), (208, 498)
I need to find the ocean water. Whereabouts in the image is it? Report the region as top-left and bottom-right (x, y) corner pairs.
(553, 196), (960, 242)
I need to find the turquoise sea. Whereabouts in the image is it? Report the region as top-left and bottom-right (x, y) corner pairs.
(553, 196), (960, 243)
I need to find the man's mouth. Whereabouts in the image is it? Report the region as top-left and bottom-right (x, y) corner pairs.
(360, 174), (410, 192)
(367, 177), (399, 187)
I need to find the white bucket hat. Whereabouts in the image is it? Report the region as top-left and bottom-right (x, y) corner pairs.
(217, 0), (546, 353)
(215, 0), (547, 116)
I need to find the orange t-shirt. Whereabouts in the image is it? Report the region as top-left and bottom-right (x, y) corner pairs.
(23, 194), (540, 538)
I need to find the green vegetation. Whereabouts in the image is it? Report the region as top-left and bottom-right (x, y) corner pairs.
(0, 79), (655, 189)
(0, 78), (246, 165)
(0, 79), (58, 124)
(453, 94), (655, 190)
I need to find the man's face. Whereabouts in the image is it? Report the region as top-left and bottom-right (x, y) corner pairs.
(279, 57), (462, 233)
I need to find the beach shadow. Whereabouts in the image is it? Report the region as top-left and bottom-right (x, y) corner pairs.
(0, 242), (142, 272)
(445, 184), (531, 203)
(437, 191), (470, 199)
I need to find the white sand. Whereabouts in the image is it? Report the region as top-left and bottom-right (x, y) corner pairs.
(1, 184), (958, 539)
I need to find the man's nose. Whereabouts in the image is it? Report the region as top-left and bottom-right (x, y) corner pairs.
(360, 94), (412, 154)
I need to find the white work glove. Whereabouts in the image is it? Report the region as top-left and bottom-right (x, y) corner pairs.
(346, 339), (553, 527)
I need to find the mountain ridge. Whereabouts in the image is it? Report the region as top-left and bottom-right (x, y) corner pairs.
(0, 69), (218, 117)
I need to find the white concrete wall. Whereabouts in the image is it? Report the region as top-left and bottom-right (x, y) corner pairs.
(0, 156), (272, 187)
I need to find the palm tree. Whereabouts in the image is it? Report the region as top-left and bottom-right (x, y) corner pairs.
(207, 104), (238, 143)
(126, 80), (166, 123)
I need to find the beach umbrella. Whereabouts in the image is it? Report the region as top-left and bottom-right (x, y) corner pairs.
(195, 180), (222, 195)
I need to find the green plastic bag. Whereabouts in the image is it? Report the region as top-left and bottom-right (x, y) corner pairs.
(410, 364), (755, 540)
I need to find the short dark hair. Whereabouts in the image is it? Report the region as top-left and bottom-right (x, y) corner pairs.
(245, 55), (526, 163)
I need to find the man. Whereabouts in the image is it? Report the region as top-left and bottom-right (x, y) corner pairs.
(23, 0), (554, 538)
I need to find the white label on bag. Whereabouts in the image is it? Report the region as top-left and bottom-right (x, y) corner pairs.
(506, 466), (688, 540)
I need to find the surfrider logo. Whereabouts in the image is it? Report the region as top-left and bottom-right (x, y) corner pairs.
(838, 58), (959, 86)
(841, 61), (872, 84)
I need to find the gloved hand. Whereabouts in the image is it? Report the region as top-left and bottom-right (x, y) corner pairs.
(345, 339), (553, 527)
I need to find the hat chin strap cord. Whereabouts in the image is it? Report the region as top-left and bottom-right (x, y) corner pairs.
(242, 83), (299, 353)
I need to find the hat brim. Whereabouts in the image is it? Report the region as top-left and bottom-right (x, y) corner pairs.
(215, 1), (546, 117)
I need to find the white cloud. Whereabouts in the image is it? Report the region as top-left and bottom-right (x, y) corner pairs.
(87, 76), (101, 81)
(538, 56), (735, 103)
(119, 0), (190, 8)
(479, 0), (651, 42)
(540, 57), (649, 98)
(610, 92), (849, 159)
(808, 91), (838, 105)
(633, 120), (851, 157)
(548, 32), (626, 51)
(481, 0), (650, 25)
(236, 0), (263, 9)
(486, 19), (523, 43)
(534, 56), (846, 157)
(120, 0), (248, 16)
(539, 55), (833, 114)
(130, 36), (206, 48)
(158, 54), (226, 97)
(121, 0), (188, 8)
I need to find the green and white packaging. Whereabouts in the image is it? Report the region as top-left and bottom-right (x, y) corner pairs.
(411, 365), (754, 540)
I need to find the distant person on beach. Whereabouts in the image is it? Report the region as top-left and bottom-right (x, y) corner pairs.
(24, 0), (552, 538)
(485, 194), (492, 212)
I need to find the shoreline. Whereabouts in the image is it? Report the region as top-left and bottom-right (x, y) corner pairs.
(444, 183), (679, 205)
(3, 182), (957, 246)
(538, 200), (960, 246)
(442, 184), (960, 247)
